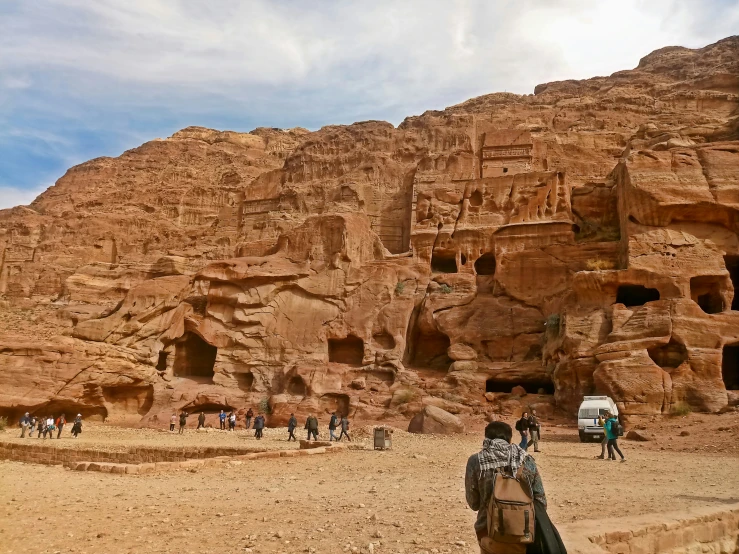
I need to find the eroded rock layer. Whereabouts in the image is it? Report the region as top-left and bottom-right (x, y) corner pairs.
(1, 37), (738, 424)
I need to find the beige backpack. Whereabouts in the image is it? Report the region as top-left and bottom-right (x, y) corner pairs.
(486, 467), (535, 545)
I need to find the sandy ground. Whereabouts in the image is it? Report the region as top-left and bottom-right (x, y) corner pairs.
(1, 411), (738, 554)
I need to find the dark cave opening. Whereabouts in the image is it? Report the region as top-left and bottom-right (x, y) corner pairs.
(485, 379), (555, 395)
(172, 332), (217, 381)
(474, 253), (496, 276)
(615, 285), (660, 307)
(722, 344), (739, 390)
(724, 256), (739, 311)
(690, 276), (725, 314)
(328, 336), (364, 366)
(431, 252), (457, 274)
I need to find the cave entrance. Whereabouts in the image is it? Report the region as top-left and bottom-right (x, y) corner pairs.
(485, 379), (554, 395)
(474, 253), (496, 276)
(172, 332), (217, 381)
(690, 276), (724, 314)
(725, 256), (739, 310)
(236, 372), (254, 392)
(648, 340), (688, 368)
(328, 336), (364, 366)
(722, 344), (739, 390)
(156, 351), (169, 372)
(287, 375), (307, 396)
(408, 328), (452, 371)
(615, 285), (660, 307)
(431, 252), (457, 274)
(102, 385), (154, 416)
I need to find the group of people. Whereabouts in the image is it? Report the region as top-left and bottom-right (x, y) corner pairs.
(18, 413), (83, 439)
(514, 409), (542, 452)
(595, 411), (625, 462)
(168, 409), (350, 442)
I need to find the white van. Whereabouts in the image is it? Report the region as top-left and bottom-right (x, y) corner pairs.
(577, 396), (618, 442)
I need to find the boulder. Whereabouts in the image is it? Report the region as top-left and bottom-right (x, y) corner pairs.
(407, 405), (465, 435)
(626, 429), (655, 442)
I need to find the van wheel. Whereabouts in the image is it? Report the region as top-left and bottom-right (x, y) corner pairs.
(579, 431), (586, 442)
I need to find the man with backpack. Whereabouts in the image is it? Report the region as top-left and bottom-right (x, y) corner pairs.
(253, 413), (265, 439)
(337, 415), (351, 441)
(178, 411), (188, 434)
(605, 411), (625, 462)
(466, 421), (563, 554)
(305, 414), (319, 441)
(515, 412), (529, 450)
(328, 412), (339, 441)
(527, 410), (541, 453)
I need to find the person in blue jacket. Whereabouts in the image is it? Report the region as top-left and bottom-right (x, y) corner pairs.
(605, 412), (625, 462)
(218, 410), (227, 430)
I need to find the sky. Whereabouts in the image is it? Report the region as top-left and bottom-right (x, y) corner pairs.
(1, 0), (738, 209)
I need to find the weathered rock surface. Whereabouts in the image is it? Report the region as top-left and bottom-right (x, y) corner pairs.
(407, 405), (465, 435)
(1, 37), (738, 425)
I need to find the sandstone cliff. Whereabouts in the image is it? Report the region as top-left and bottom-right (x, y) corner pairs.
(1, 36), (738, 425)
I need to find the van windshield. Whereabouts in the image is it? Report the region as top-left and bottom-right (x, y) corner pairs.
(578, 407), (610, 419)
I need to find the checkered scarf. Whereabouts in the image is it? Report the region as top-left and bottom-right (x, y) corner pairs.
(477, 438), (528, 476)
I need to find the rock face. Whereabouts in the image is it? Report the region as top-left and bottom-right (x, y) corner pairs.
(1, 37), (738, 425)
(408, 405), (465, 435)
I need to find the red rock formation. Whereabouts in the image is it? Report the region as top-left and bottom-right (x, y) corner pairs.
(1, 36), (738, 424)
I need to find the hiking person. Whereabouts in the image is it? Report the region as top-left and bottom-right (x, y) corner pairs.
(44, 416), (55, 439)
(19, 412), (31, 438)
(328, 412), (339, 441)
(56, 413), (66, 439)
(37, 417), (45, 438)
(245, 408), (254, 430)
(218, 410), (227, 430)
(228, 411), (236, 431)
(465, 421), (564, 554)
(29, 415), (37, 436)
(337, 415), (351, 441)
(178, 411), (188, 434)
(253, 413), (265, 439)
(515, 412), (529, 450)
(169, 413), (177, 432)
(595, 414), (608, 459)
(527, 409), (541, 453)
(287, 413), (298, 441)
(71, 414), (82, 438)
(197, 412), (206, 429)
(305, 414), (318, 441)
(605, 412), (625, 462)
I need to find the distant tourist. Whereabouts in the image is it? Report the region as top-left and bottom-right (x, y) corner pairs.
(169, 413), (177, 432)
(197, 412), (206, 430)
(328, 412), (339, 441)
(287, 413), (297, 441)
(228, 411), (236, 431)
(337, 415), (351, 441)
(29, 415), (37, 436)
(253, 413), (265, 439)
(305, 414), (319, 441)
(44, 416), (55, 439)
(527, 409), (542, 453)
(218, 410), (227, 430)
(56, 413), (66, 439)
(178, 411), (188, 434)
(605, 411), (625, 462)
(465, 421), (565, 554)
(595, 414), (608, 459)
(71, 414), (82, 438)
(19, 412), (31, 438)
(37, 417), (46, 438)
(515, 411), (529, 450)
(245, 408), (254, 429)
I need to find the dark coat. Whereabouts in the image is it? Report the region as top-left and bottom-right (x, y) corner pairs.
(253, 415), (265, 430)
(305, 416), (318, 431)
(329, 415), (338, 430)
(287, 416), (297, 431)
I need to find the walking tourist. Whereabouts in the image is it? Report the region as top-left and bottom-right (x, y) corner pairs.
(515, 411), (529, 450)
(56, 413), (66, 439)
(287, 413), (297, 441)
(605, 411), (625, 462)
(253, 413), (265, 439)
(465, 421), (565, 554)
(37, 417), (45, 438)
(178, 411), (188, 434)
(19, 412), (31, 438)
(527, 409), (541, 452)
(44, 416), (55, 439)
(245, 408), (254, 429)
(305, 414), (318, 441)
(595, 414), (607, 459)
(337, 415), (351, 441)
(197, 411), (206, 429)
(328, 412), (339, 441)
(228, 411), (236, 431)
(219, 410), (227, 430)
(71, 414), (82, 438)
(170, 412), (177, 432)
(29, 415), (37, 436)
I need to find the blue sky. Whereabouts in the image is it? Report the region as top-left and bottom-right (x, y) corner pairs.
(1, 0), (738, 209)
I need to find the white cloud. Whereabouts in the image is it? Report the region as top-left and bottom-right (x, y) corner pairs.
(0, 186), (48, 210)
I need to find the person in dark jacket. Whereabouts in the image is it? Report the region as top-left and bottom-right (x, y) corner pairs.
(305, 414), (318, 441)
(253, 413), (265, 439)
(19, 413), (31, 438)
(245, 408), (254, 430)
(197, 412), (206, 429)
(605, 412), (625, 462)
(287, 414), (298, 441)
(515, 411), (529, 450)
(71, 414), (82, 438)
(37, 417), (46, 438)
(337, 415), (351, 441)
(178, 411), (188, 434)
(527, 409), (542, 453)
(328, 412), (339, 441)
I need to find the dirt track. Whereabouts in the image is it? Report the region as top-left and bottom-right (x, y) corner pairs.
(1, 411), (738, 554)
